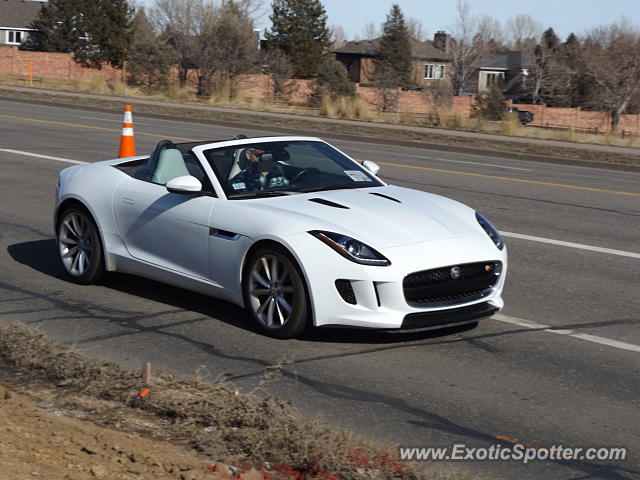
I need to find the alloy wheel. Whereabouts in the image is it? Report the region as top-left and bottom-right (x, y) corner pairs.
(248, 254), (296, 329)
(58, 211), (94, 277)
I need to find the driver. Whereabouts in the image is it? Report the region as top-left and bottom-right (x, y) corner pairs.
(231, 147), (289, 191)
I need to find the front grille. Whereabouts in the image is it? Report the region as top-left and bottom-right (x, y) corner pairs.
(335, 279), (357, 304)
(402, 302), (499, 330)
(403, 261), (502, 306)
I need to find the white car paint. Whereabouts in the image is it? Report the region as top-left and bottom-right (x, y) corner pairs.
(55, 136), (507, 330)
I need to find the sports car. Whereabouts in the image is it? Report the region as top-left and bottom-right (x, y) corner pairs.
(54, 135), (507, 338)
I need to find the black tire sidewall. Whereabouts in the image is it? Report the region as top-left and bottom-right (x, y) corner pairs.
(243, 246), (310, 339)
(57, 207), (104, 285)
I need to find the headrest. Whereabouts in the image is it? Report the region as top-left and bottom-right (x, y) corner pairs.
(158, 148), (184, 164)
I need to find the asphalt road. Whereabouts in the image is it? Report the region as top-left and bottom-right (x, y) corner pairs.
(1, 99), (639, 480)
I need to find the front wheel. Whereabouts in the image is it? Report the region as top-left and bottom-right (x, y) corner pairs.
(57, 207), (104, 284)
(243, 246), (310, 339)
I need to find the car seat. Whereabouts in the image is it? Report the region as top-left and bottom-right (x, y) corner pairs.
(227, 148), (253, 180)
(151, 148), (190, 184)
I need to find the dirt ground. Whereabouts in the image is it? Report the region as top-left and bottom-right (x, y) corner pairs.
(0, 385), (236, 480)
(0, 324), (434, 480)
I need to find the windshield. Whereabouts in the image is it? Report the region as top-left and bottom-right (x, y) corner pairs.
(201, 140), (383, 199)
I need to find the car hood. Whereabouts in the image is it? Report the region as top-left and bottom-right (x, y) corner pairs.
(235, 186), (482, 249)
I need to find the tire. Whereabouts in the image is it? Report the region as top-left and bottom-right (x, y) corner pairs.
(56, 206), (104, 285)
(243, 245), (310, 339)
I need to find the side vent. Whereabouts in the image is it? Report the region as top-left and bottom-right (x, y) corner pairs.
(308, 198), (349, 209)
(369, 192), (401, 203)
(335, 279), (357, 304)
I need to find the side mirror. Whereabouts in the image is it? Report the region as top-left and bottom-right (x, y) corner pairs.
(166, 175), (202, 194)
(362, 160), (380, 176)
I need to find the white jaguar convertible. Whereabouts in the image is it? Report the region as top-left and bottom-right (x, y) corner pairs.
(54, 136), (507, 338)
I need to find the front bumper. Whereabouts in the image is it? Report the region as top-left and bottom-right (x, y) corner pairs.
(287, 232), (507, 329)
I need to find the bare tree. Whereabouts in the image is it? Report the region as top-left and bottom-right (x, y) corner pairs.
(152, 0), (259, 97)
(448, 0), (500, 95)
(407, 17), (428, 42)
(358, 22), (380, 40)
(208, 1), (259, 97)
(505, 14), (543, 49)
(151, 0), (202, 86)
(330, 24), (347, 49)
(576, 19), (640, 131)
(477, 15), (504, 48)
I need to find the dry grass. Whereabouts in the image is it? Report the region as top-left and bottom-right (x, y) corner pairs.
(0, 324), (431, 480)
(1, 72), (638, 149)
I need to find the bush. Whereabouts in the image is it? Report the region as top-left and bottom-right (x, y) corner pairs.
(474, 85), (507, 121)
(309, 58), (355, 107)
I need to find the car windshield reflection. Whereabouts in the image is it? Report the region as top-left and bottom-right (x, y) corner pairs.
(202, 140), (382, 199)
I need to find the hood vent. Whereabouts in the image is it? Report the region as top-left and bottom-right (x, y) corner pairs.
(369, 192), (401, 203)
(308, 198), (349, 209)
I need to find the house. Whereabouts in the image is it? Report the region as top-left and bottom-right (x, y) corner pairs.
(0, 0), (44, 47)
(476, 50), (531, 100)
(333, 31), (452, 89)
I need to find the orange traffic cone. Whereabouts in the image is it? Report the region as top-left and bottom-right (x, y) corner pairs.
(118, 104), (136, 158)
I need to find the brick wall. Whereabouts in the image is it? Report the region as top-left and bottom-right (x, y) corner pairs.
(511, 102), (638, 134)
(0, 46), (123, 82)
(2, 46), (639, 134)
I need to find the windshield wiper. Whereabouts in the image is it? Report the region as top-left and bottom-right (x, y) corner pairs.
(228, 190), (299, 199)
(297, 184), (367, 193)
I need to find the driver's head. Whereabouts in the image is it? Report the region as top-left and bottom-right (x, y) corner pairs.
(245, 147), (266, 164)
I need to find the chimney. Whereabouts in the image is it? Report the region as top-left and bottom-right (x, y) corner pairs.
(254, 28), (262, 49)
(433, 31), (451, 53)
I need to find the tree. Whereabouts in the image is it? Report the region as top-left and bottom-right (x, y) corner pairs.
(29, 0), (133, 68)
(330, 24), (347, 49)
(505, 14), (542, 49)
(266, 0), (331, 78)
(558, 33), (594, 107)
(448, 0), (500, 95)
(27, 0), (86, 54)
(152, 0), (202, 86)
(204, 0), (259, 97)
(575, 20), (640, 131)
(152, 0), (259, 97)
(407, 17), (428, 42)
(126, 8), (175, 89)
(525, 27), (561, 104)
(475, 84), (507, 120)
(358, 22), (380, 41)
(262, 49), (294, 100)
(309, 57), (355, 106)
(374, 4), (412, 89)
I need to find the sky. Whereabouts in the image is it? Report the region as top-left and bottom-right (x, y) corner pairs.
(136, 0), (640, 42)
(251, 0), (640, 42)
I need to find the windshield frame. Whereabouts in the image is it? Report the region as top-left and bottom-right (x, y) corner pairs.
(193, 138), (385, 200)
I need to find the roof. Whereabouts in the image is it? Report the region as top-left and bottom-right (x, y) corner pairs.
(334, 38), (451, 60)
(0, 0), (44, 29)
(481, 51), (531, 70)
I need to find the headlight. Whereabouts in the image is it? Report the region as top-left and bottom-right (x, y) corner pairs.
(476, 212), (504, 250)
(309, 231), (391, 266)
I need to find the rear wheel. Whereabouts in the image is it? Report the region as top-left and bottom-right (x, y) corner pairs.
(243, 246), (310, 339)
(57, 207), (104, 284)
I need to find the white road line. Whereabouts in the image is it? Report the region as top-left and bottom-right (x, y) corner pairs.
(500, 231), (640, 259)
(0, 149), (87, 165)
(493, 313), (640, 353)
(416, 155), (533, 172)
